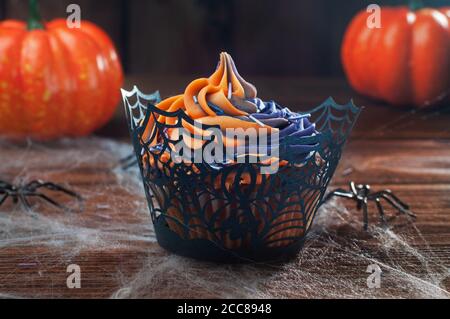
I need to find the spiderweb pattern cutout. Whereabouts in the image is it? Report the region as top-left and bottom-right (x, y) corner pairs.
(122, 88), (360, 257)
(0, 137), (448, 298)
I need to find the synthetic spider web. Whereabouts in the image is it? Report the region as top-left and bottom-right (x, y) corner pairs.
(0, 137), (448, 298)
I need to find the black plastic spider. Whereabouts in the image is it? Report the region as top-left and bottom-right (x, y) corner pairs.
(324, 181), (416, 230)
(0, 179), (82, 214)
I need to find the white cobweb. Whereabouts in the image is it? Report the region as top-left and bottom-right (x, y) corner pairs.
(0, 137), (448, 299)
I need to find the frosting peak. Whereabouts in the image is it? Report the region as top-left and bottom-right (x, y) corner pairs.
(183, 52), (259, 120)
(210, 52), (257, 101)
(155, 52), (272, 133)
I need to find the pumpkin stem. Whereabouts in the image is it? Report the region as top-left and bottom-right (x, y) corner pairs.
(409, 0), (425, 11)
(28, 0), (44, 30)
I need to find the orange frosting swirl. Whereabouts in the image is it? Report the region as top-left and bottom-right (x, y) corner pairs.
(143, 53), (277, 147)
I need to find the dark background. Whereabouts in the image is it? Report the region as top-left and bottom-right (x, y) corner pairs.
(1, 0), (449, 76)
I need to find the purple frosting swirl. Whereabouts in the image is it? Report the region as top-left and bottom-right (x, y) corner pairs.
(249, 98), (320, 158)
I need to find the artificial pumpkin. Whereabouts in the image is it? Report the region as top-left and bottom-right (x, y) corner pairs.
(0, 0), (123, 139)
(342, 2), (450, 108)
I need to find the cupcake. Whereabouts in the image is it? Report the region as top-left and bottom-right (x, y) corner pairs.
(122, 52), (360, 262)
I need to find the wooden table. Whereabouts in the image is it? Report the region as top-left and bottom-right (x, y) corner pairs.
(0, 76), (449, 299)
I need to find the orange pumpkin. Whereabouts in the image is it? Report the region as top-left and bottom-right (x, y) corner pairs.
(0, 0), (123, 139)
(342, 3), (450, 108)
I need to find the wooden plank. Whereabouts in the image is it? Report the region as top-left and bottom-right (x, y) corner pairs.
(0, 239), (448, 299)
(334, 139), (450, 185)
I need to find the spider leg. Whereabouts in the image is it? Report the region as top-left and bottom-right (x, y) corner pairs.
(356, 198), (363, 211)
(120, 153), (136, 164)
(362, 198), (369, 231)
(29, 181), (82, 201)
(378, 193), (416, 218)
(374, 198), (388, 228)
(0, 181), (10, 189)
(120, 154), (138, 170)
(0, 193), (9, 207)
(26, 192), (69, 211)
(23, 180), (42, 191)
(122, 159), (138, 171)
(384, 191), (410, 210)
(18, 194), (39, 218)
(350, 182), (358, 195)
(23, 180), (42, 187)
(324, 189), (354, 202)
(371, 190), (409, 210)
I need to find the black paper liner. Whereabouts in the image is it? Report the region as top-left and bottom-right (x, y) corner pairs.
(122, 86), (361, 263)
